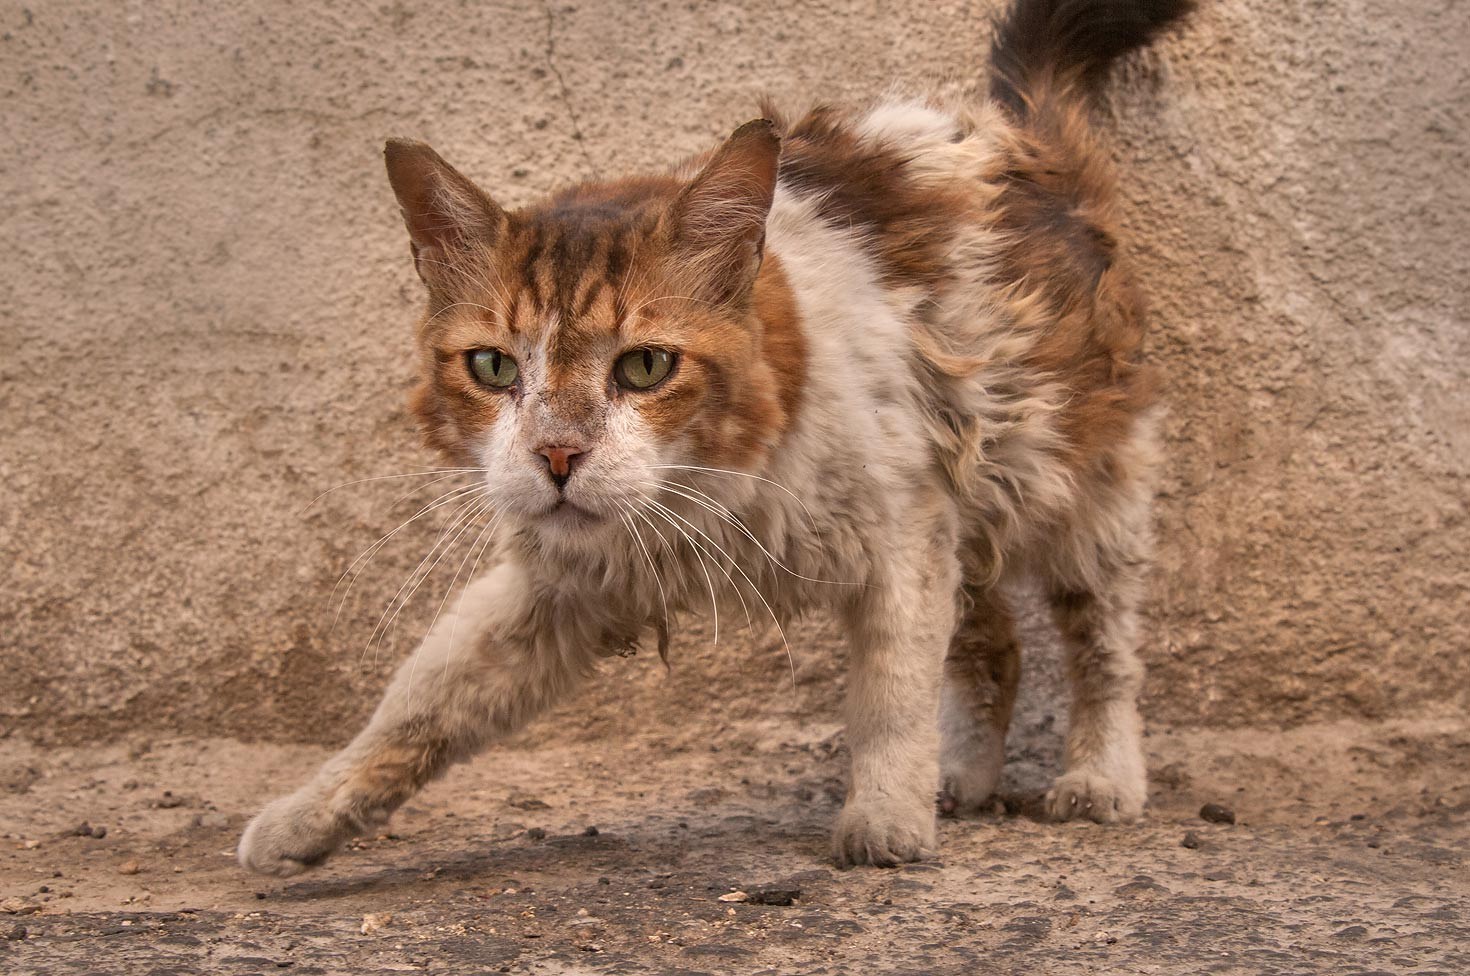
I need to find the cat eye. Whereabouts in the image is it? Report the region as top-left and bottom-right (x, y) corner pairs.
(615, 347), (676, 391)
(467, 348), (519, 389)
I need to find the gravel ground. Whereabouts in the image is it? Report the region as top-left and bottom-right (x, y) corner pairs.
(3, 715), (1468, 974)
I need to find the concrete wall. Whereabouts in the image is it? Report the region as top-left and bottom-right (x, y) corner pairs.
(4, 0), (1466, 744)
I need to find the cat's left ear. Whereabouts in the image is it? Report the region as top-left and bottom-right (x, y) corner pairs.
(667, 119), (781, 305)
(384, 139), (507, 288)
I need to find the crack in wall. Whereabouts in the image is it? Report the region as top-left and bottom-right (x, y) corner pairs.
(544, 4), (597, 177)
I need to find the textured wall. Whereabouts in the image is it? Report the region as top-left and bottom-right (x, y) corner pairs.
(3, 0), (1466, 744)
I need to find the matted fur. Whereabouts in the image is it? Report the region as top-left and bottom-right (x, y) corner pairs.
(240, 0), (1192, 875)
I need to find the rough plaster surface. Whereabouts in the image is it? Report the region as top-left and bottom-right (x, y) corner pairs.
(3, 1), (1468, 745)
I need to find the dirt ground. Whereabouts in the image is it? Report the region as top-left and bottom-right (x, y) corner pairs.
(4, 706), (1468, 975)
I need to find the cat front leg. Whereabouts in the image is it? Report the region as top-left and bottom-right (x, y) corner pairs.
(238, 561), (592, 876)
(832, 499), (959, 867)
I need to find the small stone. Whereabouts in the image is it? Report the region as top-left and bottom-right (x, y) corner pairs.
(118, 859), (141, 876)
(1199, 803), (1235, 824)
(582, 826), (599, 837)
(360, 911), (393, 935)
(198, 813), (230, 829)
(718, 891), (748, 903)
(746, 885), (800, 906)
(1181, 831), (1202, 849)
(6, 924), (26, 941)
(507, 792), (550, 811)
(1, 899), (41, 916)
(156, 792), (185, 809)
(526, 827), (546, 840)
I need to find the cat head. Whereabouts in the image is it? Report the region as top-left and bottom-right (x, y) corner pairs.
(383, 121), (804, 547)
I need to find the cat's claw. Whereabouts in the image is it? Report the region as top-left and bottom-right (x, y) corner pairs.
(1045, 768), (1145, 824)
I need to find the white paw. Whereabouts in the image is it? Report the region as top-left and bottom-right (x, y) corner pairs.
(1045, 767), (1146, 824)
(237, 793), (354, 877)
(938, 742), (1004, 815)
(832, 795), (936, 868)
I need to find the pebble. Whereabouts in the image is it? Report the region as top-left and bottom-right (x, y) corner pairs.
(72, 822), (107, 839)
(1181, 831), (1203, 849)
(507, 792), (550, 811)
(6, 924), (26, 941)
(526, 827), (547, 840)
(360, 911), (393, 935)
(1200, 803), (1236, 824)
(582, 826), (599, 837)
(745, 885), (801, 906)
(118, 859), (141, 876)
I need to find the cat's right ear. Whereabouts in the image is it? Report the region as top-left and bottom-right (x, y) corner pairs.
(383, 139), (506, 288)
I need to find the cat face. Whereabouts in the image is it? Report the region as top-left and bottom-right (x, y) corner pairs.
(384, 123), (804, 546)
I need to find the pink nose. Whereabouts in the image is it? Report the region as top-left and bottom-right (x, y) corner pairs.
(535, 444), (586, 489)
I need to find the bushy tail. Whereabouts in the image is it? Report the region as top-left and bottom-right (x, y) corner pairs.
(989, 0), (1195, 116)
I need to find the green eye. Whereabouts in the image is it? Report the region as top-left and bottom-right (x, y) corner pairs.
(615, 347), (676, 390)
(468, 349), (518, 388)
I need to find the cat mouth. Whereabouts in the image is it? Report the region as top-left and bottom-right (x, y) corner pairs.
(543, 498), (603, 524)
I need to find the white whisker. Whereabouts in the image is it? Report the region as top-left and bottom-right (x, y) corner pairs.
(360, 488), (495, 666)
(328, 481), (488, 631)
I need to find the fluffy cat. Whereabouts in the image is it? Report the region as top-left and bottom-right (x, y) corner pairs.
(240, 0), (1194, 874)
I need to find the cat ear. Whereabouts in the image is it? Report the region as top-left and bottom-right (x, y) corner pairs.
(383, 139), (506, 287)
(667, 119), (781, 305)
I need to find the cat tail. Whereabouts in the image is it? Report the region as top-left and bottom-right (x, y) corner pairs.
(988, 0), (1195, 116)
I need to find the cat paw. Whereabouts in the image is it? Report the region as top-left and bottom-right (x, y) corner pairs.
(1045, 767), (1145, 824)
(238, 793), (352, 877)
(938, 761), (1002, 817)
(832, 795), (936, 868)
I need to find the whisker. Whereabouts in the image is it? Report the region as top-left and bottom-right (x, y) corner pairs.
(406, 505), (504, 706)
(386, 470), (478, 510)
(360, 488), (494, 666)
(618, 505), (670, 639)
(328, 481), (488, 631)
(646, 463), (823, 534)
(640, 496), (795, 690)
(645, 479), (857, 586)
(435, 500), (504, 701)
(636, 498), (720, 648)
(299, 468), (485, 515)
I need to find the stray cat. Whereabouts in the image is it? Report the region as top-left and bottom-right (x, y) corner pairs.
(240, 0), (1194, 874)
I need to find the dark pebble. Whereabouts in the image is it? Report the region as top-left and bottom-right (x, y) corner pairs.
(527, 827), (546, 840)
(1182, 831), (1202, 849)
(746, 885), (801, 906)
(583, 826), (599, 837)
(1200, 803), (1236, 824)
(6, 925), (26, 941)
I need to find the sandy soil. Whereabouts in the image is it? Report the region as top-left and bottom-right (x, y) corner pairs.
(4, 713), (1468, 974)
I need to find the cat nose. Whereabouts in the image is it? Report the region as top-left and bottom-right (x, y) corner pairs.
(534, 444), (587, 490)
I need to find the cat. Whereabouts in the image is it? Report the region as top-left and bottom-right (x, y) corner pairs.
(239, 0), (1194, 875)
